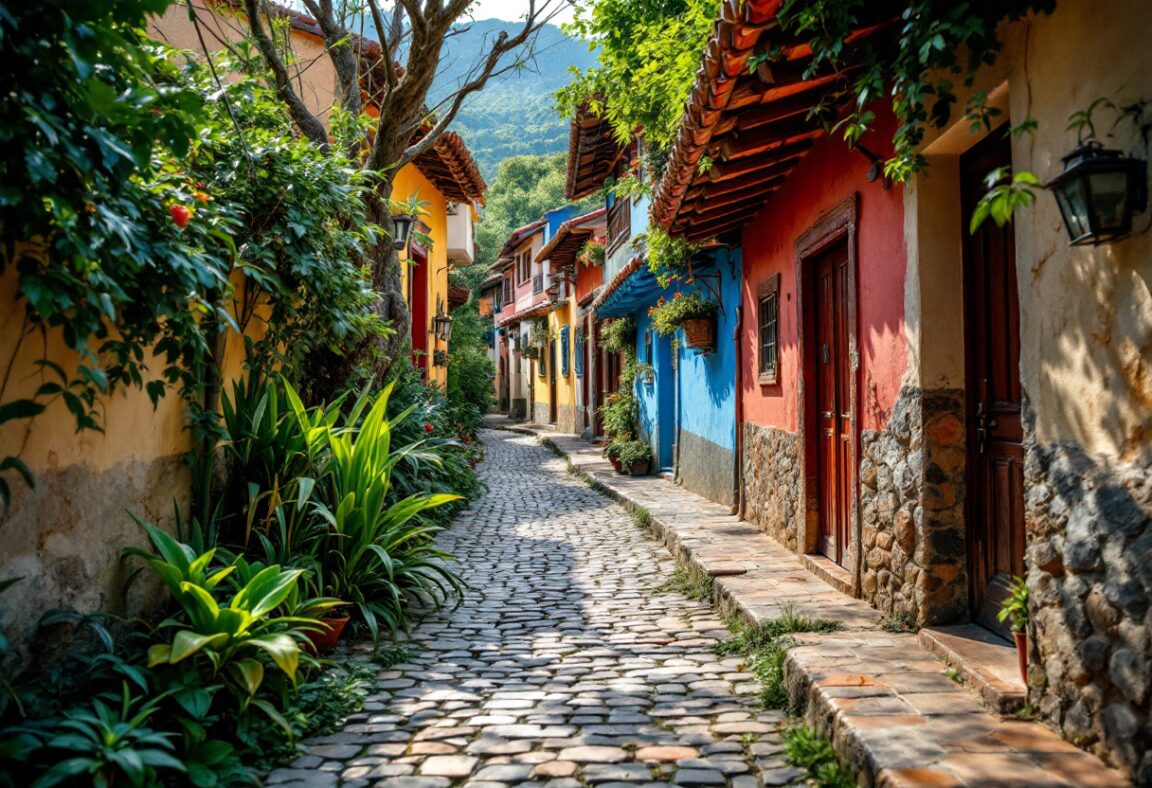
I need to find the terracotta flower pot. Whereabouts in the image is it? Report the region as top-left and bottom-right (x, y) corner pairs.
(610, 456), (623, 473)
(1013, 629), (1028, 686)
(307, 614), (351, 655)
(628, 460), (650, 476)
(681, 317), (715, 350)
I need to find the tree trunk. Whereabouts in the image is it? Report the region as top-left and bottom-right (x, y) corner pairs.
(368, 185), (411, 381)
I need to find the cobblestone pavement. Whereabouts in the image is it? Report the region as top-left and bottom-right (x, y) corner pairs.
(265, 429), (796, 788)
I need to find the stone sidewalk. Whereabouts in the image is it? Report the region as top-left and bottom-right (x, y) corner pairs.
(499, 420), (1129, 787)
(266, 429), (800, 787)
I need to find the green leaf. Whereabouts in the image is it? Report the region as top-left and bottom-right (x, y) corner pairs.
(225, 658), (265, 697)
(169, 630), (229, 663)
(246, 633), (300, 681)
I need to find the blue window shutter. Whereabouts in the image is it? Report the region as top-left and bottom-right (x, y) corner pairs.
(574, 329), (585, 376)
(561, 326), (571, 377)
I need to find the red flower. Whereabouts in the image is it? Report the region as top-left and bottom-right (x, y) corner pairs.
(673, 291), (683, 299)
(169, 204), (191, 228)
(424, 423), (434, 433)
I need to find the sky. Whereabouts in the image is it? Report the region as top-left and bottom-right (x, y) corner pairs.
(467, 0), (577, 25)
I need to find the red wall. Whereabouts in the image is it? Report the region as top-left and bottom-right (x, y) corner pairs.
(740, 110), (907, 433)
(575, 259), (604, 304)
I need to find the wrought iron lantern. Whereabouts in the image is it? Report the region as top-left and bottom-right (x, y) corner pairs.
(433, 314), (453, 342)
(1046, 141), (1147, 246)
(391, 214), (415, 251)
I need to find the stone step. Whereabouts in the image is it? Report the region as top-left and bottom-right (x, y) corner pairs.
(784, 631), (1128, 787)
(918, 624), (1027, 714)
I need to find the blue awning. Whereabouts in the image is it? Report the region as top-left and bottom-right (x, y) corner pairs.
(595, 262), (666, 318)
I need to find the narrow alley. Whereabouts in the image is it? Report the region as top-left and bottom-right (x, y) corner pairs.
(266, 430), (791, 787)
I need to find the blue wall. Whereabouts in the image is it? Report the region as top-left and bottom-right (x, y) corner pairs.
(633, 308), (676, 470)
(676, 248), (741, 452)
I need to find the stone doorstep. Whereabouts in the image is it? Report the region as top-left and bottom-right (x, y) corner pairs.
(801, 553), (853, 595)
(917, 624), (1027, 714)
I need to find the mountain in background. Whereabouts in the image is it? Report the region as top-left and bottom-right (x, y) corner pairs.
(428, 19), (598, 180)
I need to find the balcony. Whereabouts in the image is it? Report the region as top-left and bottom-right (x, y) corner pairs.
(607, 197), (631, 254)
(446, 206), (475, 265)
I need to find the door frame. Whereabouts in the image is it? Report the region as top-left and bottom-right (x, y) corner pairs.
(795, 195), (861, 583)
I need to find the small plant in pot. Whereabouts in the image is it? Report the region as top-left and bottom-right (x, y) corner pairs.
(617, 440), (652, 476)
(997, 576), (1030, 686)
(604, 440), (626, 473)
(650, 291), (718, 350)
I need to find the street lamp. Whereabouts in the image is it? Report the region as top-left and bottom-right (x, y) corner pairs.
(391, 214), (415, 252)
(1046, 141), (1147, 246)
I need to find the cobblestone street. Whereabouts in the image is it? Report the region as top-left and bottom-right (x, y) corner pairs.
(266, 429), (791, 787)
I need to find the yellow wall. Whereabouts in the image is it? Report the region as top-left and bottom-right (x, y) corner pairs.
(532, 298), (581, 430)
(393, 165), (451, 388)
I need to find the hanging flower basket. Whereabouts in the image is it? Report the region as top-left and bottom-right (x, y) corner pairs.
(681, 317), (715, 350)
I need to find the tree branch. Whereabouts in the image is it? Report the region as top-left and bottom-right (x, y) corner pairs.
(243, 0), (330, 148)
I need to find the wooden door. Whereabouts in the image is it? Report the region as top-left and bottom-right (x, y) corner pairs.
(814, 242), (852, 567)
(962, 132), (1026, 635)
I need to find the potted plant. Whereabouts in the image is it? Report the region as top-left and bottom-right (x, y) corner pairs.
(997, 576), (1030, 686)
(617, 440), (652, 476)
(649, 291), (718, 350)
(307, 608), (352, 654)
(579, 236), (607, 266)
(604, 440), (626, 473)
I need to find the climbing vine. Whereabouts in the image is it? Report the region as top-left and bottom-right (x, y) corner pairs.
(772, 0), (1056, 182)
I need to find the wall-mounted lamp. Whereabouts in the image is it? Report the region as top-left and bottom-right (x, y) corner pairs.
(391, 214), (415, 252)
(446, 201), (459, 216)
(1046, 140), (1148, 246)
(433, 314), (453, 342)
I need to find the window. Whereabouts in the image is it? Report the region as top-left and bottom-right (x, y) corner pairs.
(516, 251), (532, 284)
(560, 326), (570, 377)
(503, 275), (512, 304)
(758, 274), (781, 384)
(574, 328), (585, 376)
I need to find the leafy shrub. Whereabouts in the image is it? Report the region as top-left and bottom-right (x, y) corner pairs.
(598, 391), (637, 441)
(616, 440), (651, 466)
(601, 317), (636, 353)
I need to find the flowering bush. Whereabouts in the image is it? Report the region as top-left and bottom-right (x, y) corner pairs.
(579, 236), (607, 266)
(649, 291), (717, 336)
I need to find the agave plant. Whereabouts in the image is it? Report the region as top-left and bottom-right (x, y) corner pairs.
(299, 383), (466, 641)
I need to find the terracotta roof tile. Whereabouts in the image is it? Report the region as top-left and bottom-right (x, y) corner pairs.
(651, 0), (895, 240)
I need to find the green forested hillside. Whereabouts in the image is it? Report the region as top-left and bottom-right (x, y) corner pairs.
(428, 19), (598, 180)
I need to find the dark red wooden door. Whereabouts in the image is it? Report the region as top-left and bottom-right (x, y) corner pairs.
(962, 133), (1026, 635)
(815, 242), (852, 567)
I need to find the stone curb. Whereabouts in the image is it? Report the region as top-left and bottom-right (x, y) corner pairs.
(491, 422), (1130, 788)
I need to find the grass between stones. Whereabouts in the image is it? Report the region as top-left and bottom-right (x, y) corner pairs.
(782, 724), (855, 788)
(632, 506), (652, 531)
(656, 563), (714, 601)
(716, 604), (840, 710)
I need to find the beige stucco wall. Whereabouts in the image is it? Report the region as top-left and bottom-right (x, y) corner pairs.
(905, 1), (1151, 463)
(150, 2), (338, 126)
(1007, 1), (1151, 463)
